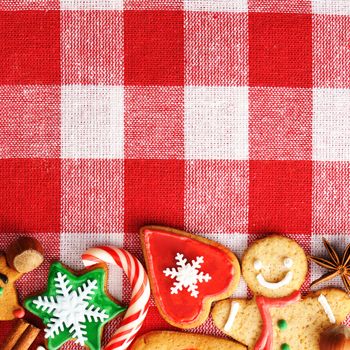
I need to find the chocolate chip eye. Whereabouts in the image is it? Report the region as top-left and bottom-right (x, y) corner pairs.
(0, 272), (8, 284)
(254, 260), (263, 271)
(284, 258), (293, 269)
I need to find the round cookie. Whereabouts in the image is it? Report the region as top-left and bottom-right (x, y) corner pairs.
(242, 235), (308, 298)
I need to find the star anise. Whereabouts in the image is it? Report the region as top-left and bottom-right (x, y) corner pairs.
(308, 238), (350, 294)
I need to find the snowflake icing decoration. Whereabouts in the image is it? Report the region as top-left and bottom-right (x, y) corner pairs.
(163, 253), (211, 298)
(32, 271), (109, 345)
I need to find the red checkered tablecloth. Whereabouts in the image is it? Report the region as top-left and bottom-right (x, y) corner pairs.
(0, 0), (349, 348)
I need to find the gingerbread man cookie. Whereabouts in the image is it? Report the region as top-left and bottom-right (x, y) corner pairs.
(212, 235), (350, 350)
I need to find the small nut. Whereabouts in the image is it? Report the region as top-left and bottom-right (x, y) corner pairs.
(320, 325), (350, 350)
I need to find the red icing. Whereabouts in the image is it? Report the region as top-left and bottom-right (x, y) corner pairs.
(143, 228), (235, 324)
(254, 291), (301, 350)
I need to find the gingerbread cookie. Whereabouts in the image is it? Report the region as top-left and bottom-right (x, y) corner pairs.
(0, 237), (44, 320)
(140, 226), (240, 329)
(130, 331), (247, 350)
(0, 254), (23, 320)
(212, 235), (350, 350)
(24, 262), (126, 350)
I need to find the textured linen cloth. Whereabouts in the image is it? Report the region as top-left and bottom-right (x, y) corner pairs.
(0, 0), (350, 348)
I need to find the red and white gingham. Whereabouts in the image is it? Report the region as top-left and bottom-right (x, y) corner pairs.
(0, 0), (349, 348)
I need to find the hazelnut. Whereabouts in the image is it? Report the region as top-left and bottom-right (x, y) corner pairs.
(320, 325), (350, 350)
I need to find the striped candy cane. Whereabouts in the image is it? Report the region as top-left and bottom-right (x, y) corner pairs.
(82, 246), (150, 350)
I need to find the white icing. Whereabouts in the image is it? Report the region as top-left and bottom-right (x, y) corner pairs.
(32, 271), (109, 346)
(163, 253), (211, 298)
(283, 257), (293, 269)
(254, 260), (262, 271)
(256, 271), (293, 290)
(37, 347), (46, 350)
(318, 294), (336, 324)
(224, 302), (240, 332)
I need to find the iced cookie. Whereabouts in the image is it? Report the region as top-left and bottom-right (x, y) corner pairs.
(130, 331), (247, 350)
(141, 226), (241, 329)
(24, 262), (126, 350)
(212, 235), (350, 350)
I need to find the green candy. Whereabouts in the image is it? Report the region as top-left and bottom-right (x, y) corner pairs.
(278, 319), (288, 331)
(0, 287), (3, 296)
(281, 343), (291, 350)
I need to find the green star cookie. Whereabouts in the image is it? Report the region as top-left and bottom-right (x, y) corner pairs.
(25, 262), (126, 350)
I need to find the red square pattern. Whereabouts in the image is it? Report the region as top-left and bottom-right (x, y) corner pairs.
(313, 162), (350, 234)
(248, 0), (311, 13)
(61, 11), (123, 85)
(61, 159), (124, 233)
(185, 160), (249, 234)
(124, 11), (184, 86)
(0, 86), (60, 158)
(249, 87), (312, 160)
(124, 159), (184, 233)
(313, 15), (350, 88)
(0, 159), (60, 233)
(124, 86), (184, 159)
(0, 11), (60, 85)
(138, 306), (176, 336)
(249, 12), (312, 88)
(185, 12), (248, 86)
(249, 160), (312, 235)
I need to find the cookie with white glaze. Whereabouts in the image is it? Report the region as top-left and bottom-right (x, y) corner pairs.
(212, 235), (350, 350)
(25, 262), (126, 350)
(242, 235), (308, 298)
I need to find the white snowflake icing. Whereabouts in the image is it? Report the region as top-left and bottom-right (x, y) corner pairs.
(32, 271), (109, 346)
(163, 253), (211, 298)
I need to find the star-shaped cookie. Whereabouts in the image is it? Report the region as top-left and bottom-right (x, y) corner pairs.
(25, 262), (126, 350)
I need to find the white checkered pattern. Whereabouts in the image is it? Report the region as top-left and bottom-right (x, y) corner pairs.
(61, 85), (124, 159)
(312, 0), (350, 15)
(185, 86), (249, 160)
(184, 0), (248, 12)
(60, 0), (124, 10)
(313, 88), (350, 161)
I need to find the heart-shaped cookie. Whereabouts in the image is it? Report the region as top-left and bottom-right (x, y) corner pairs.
(140, 226), (241, 328)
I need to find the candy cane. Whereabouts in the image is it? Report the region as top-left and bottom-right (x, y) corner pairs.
(82, 246), (150, 350)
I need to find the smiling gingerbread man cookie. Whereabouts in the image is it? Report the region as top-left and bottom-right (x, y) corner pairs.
(212, 235), (350, 350)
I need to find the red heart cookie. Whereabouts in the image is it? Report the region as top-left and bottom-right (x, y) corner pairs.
(140, 226), (241, 329)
